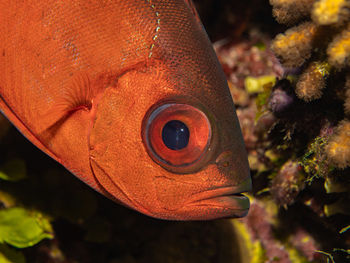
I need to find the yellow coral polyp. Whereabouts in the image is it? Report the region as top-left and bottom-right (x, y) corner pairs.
(327, 142), (346, 158)
(325, 121), (350, 168)
(312, 0), (350, 25)
(327, 26), (350, 68)
(271, 22), (316, 67)
(273, 25), (315, 50)
(327, 142), (350, 168)
(295, 61), (331, 101)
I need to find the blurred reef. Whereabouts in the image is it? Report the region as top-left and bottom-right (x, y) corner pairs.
(0, 0), (349, 262)
(270, 0), (350, 169)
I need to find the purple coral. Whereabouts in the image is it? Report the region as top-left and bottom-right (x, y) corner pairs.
(268, 80), (296, 115)
(270, 160), (305, 207)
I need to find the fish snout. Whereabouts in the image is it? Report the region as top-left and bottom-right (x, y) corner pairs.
(180, 148), (252, 219)
(146, 146), (252, 220)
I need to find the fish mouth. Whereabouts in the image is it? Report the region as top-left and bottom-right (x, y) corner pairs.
(185, 178), (251, 219)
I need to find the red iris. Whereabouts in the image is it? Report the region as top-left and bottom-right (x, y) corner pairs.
(143, 103), (212, 173)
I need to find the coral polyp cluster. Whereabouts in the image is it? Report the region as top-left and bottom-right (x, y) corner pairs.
(271, 22), (317, 68)
(312, 0), (350, 25)
(270, 160), (305, 207)
(295, 60), (331, 100)
(270, 0), (315, 25)
(325, 120), (350, 168)
(270, 0), (350, 169)
(328, 24), (350, 68)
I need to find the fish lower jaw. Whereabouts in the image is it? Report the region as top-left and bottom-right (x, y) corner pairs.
(176, 179), (252, 220)
(145, 182), (251, 220)
(185, 192), (250, 219)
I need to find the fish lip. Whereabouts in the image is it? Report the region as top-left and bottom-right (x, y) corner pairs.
(187, 177), (252, 203)
(190, 186), (249, 203)
(184, 178), (252, 218)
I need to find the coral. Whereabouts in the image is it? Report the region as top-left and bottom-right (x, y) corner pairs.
(268, 79), (297, 114)
(327, 24), (350, 68)
(238, 198), (292, 262)
(288, 227), (319, 261)
(312, 0), (350, 25)
(244, 75), (276, 94)
(270, 0), (350, 170)
(325, 120), (350, 168)
(228, 81), (250, 107)
(216, 29), (349, 262)
(230, 219), (266, 263)
(270, 1), (350, 71)
(324, 197), (350, 216)
(270, 0), (314, 25)
(1, 1), (349, 262)
(300, 134), (332, 180)
(295, 61), (331, 101)
(270, 160), (305, 207)
(323, 175), (350, 218)
(271, 22), (317, 68)
(237, 197), (322, 262)
(324, 176), (350, 193)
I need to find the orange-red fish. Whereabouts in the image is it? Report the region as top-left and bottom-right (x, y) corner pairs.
(0, 0), (251, 220)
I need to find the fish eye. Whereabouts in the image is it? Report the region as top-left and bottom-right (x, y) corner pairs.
(162, 120), (190, 150)
(143, 103), (212, 173)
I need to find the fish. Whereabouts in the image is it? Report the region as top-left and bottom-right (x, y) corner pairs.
(0, 0), (251, 220)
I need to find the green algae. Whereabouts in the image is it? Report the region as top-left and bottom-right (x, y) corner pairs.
(299, 136), (333, 182)
(0, 207), (53, 248)
(0, 159), (26, 182)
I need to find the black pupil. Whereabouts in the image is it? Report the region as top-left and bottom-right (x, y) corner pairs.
(162, 120), (190, 150)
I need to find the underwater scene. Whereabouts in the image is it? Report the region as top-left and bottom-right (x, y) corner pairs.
(0, 0), (349, 262)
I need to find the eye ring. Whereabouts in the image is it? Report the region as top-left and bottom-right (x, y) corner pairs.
(142, 102), (213, 174)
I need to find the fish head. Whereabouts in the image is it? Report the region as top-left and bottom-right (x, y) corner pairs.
(1, 0), (250, 221)
(89, 60), (251, 220)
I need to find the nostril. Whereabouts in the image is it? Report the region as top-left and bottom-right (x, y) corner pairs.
(222, 161), (229, 167)
(216, 150), (233, 168)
